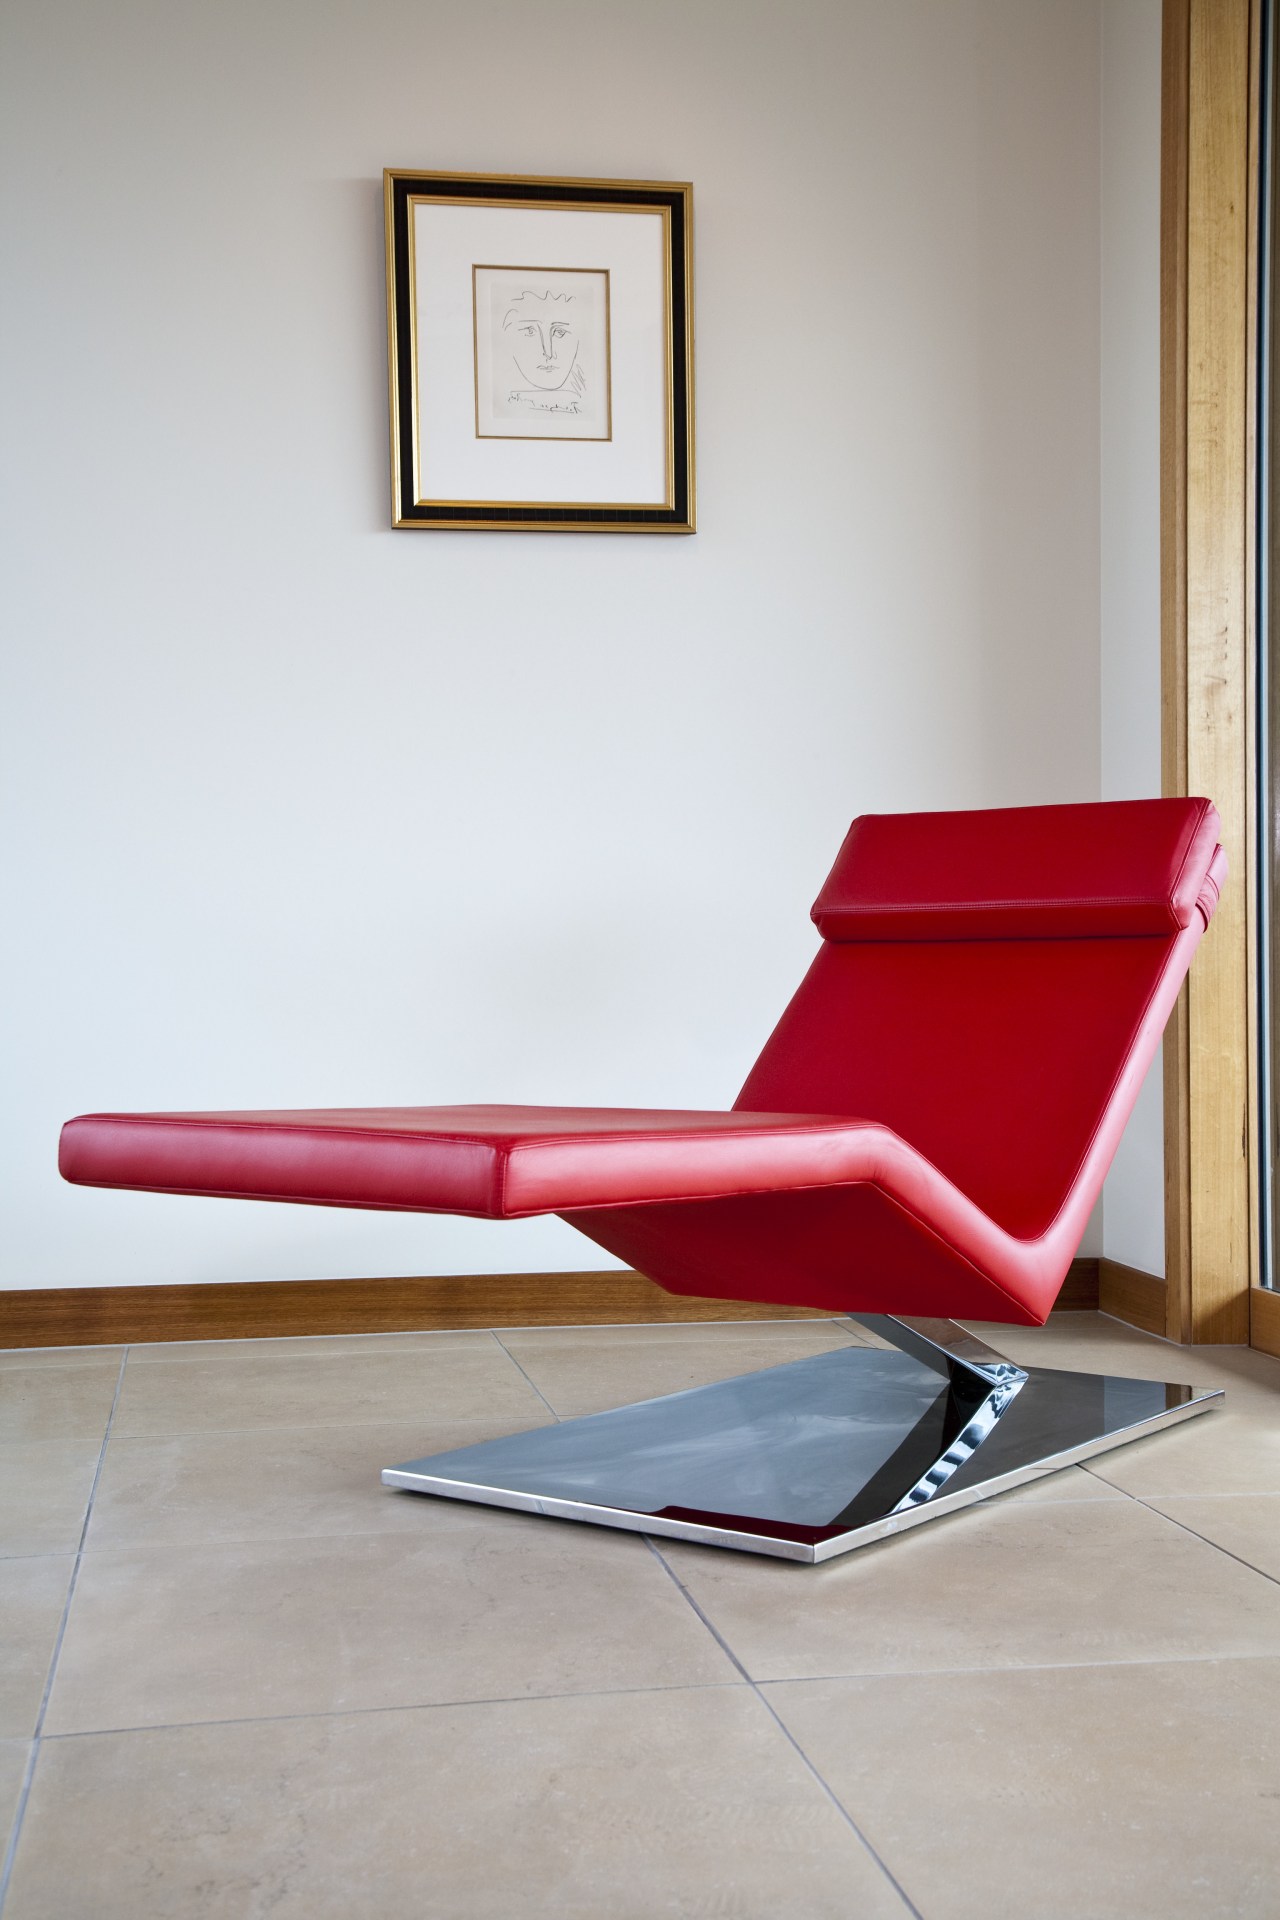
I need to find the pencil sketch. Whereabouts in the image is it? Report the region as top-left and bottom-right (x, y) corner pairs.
(504, 290), (586, 410)
(473, 266), (611, 441)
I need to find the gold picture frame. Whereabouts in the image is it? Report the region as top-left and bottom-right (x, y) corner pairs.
(384, 170), (695, 532)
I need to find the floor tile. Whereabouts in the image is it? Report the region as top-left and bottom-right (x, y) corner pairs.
(110, 1342), (547, 1438)
(0, 1365), (120, 1444)
(964, 1309), (1173, 1354)
(126, 1328), (497, 1364)
(968, 1316), (1280, 1404)
(1145, 1493), (1280, 1581)
(5, 1690), (910, 1920)
(44, 1522), (735, 1734)
(0, 1739), (31, 1860)
(86, 1414), (557, 1550)
(985, 1461), (1125, 1505)
(0, 1557), (73, 1738)
(0, 1346), (123, 1372)
(1087, 1401), (1280, 1496)
(499, 1321), (861, 1417)
(960, 1318), (1280, 1496)
(500, 1317), (864, 1347)
(661, 1496), (1280, 1681)
(1198, 1345), (1280, 1396)
(0, 1439), (101, 1558)
(764, 1659), (1280, 1920)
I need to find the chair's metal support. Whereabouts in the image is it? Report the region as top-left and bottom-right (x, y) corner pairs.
(850, 1313), (1029, 1390)
(830, 1316), (1029, 1526)
(382, 1319), (1223, 1563)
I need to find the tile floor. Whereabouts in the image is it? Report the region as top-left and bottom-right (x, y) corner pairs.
(0, 1311), (1277, 1918)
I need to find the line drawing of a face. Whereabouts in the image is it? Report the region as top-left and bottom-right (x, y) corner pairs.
(474, 266), (608, 438)
(502, 291), (581, 391)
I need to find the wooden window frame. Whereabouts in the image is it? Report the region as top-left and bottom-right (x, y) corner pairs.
(1161, 0), (1275, 1349)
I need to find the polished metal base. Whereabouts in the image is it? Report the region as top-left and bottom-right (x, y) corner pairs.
(382, 1317), (1224, 1562)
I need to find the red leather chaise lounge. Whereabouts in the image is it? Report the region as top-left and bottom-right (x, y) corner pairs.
(60, 798), (1227, 1561)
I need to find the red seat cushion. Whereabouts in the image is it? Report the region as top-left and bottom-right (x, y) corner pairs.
(58, 1103), (966, 1219)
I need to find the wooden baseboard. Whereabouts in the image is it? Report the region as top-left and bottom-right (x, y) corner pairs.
(1057, 1256), (1100, 1311)
(0, 1257), (1101, 1349)
(0, 1271), (833, 1348)
(1098, 1261), (1276, 1347)
(1099, 1257), (1168, 1337)
(1251, 1284), (1280, 1358)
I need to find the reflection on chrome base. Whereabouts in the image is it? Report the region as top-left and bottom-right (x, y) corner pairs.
(382, 1317), (1224, 1562)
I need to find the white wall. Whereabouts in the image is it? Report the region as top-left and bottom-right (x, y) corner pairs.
(1, 0), (1104, 1289)
(1100, 0), (1165, 1275)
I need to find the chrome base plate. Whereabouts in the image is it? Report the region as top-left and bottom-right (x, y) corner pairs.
(382, 1344), (1223, 1562)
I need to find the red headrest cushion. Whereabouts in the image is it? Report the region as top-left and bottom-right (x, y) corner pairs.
(812, 798), (1223, 941)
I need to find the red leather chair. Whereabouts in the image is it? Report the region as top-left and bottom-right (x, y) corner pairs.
(60, 798), (1227, 1561)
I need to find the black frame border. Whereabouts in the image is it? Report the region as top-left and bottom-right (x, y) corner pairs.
(386, 171), (694, 532)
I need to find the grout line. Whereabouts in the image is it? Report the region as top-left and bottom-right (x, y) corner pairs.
(1078, 1439), (1280, 1589)
(117, 1331), (514, 1369)
(20, 1643), (1280, 1750)
(1093, 1311), (1193, 1350)
(732, 1646), (1280, 1686)
(494, 1317), (848, 1332)
(489, 1334), (562, 1422)
(83, 1416), (564, 1444)
(1077, 1459), (1150, 1502)
(746, 1697), (927, 1920)
(1130, 1496), (1280, 1589)
(0, 1743), (37, 1919)
(1095, 1312), (1257, 1352)
(0, 1551), (108, 1565)
(112, 1330), (508, 1355)
(0, 1320), (849, 1366)
(34, 1677), (748, 1744)
(73, 1520), (547, 1557)
(1126, 1487), (1280, 1499)
(639, 1538), (750, 1682)
(641, 1538), (926, 1920)
(0, 1347), (128, 1914)
(56, 1411), (564, 1447)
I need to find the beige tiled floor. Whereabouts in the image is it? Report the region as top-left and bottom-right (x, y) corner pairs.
(0, 1312), (1277, 1917)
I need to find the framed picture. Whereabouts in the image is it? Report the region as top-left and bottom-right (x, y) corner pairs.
(384, 170), (694, 532)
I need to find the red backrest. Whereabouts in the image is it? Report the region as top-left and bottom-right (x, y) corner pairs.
(736, 799), (1223, 1239)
